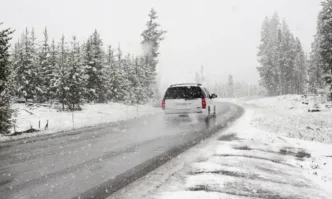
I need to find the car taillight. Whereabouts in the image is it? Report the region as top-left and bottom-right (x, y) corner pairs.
(202, 98), (206, 109)
(162, 99), (165, 110)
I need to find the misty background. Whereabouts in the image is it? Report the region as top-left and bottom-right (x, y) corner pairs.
(1, 0), (321, 92)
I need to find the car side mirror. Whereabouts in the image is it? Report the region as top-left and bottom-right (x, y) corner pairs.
(210, 94), (217, 98)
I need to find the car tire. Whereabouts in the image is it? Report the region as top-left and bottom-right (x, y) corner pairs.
(208, 106), (211, 117)
(204, 106), (211, 122)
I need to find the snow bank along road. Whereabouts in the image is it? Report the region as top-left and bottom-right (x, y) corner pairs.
(0, 102), (243, 199)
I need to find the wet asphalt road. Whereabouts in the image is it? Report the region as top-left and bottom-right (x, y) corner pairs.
(0, 102), (243, 199)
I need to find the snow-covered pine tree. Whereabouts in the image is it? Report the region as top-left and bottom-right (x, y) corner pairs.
(275, 27), (284, 95)
(48, 39), (59, 100)
(113, 45), (129, 102)
(106, 45), (115, 68)
(257, 14), (305, 96)
(130, 54), (149, 104)
(83, 30), (107, 103)
(293, 38), (306, 94)
(66, 36), (87, 110)
(55, 35), (69, 110)
(133, 56), (146, 104)
(316, 0), (332, 100)
(15, 28), (38, 101)
(105, 45), (116, 101)
(30, 28), (45, 102)
(280, 21), (296, 94)
(257, 17), (277, 96)
(141, 8), (166, 101)
(38, 27), (54, 102)
(106, 45), (128, 102)
(83, 34), (93, 102)
(304, 54), (310, 94)
(227, 75), (234, 97)
(123, 54), (137, 104)
(9, 39), (21, 97)
(235, 82), (243, 97)
(140, 55), (155, 103)
(0, 24), (13, 134)
(270, 14), (282, 95)
(308, 37), (324, 94)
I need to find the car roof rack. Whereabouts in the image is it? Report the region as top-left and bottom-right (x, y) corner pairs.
(170, 83), (202, 87)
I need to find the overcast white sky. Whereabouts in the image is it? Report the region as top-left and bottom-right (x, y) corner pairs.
(1, 0), (322, 90)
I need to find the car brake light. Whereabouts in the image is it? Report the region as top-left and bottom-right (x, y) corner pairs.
(202, 98), (206, 109)
(162, 99), (165, 110)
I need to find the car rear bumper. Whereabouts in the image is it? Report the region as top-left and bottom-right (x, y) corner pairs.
(164, 108), (208, 116)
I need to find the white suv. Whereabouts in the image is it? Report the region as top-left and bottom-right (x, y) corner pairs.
(162, 83), (217, 120)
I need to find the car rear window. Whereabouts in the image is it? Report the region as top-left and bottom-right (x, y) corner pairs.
(164, 86), (203, 99)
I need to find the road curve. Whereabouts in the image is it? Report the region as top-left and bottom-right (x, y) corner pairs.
(0, 102), (243, 199)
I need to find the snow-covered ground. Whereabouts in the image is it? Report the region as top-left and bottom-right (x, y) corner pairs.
(0, 103), (160, 142)
(246, 95), (332, 144)
(110, 95), (332, 199)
